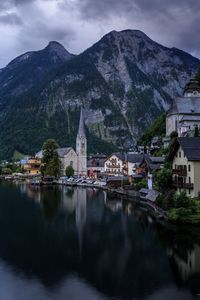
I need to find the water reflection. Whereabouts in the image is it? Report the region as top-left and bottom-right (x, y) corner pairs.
(0, 182), (199, 300)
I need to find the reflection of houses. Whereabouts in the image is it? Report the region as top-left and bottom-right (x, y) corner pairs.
(166, 79), (200, 137)
(168, 137), (200, 198)
(87, 154), (106, 178)
(22, 158), (41, 175)
(104, 153), (143, 176)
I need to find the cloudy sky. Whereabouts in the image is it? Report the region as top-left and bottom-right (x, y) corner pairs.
(0, 0), (199, 67)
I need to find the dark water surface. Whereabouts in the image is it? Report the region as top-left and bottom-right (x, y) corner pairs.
(0, 182), (199, 300)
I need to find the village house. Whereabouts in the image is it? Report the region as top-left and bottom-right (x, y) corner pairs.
(22, 158), (41, 175)
(139, 155), (165, 189)
(104, 153), (143, 176)
(87, 154), (106, 178)
(166, 79), (200, 137)
(168, 137), (200, 198)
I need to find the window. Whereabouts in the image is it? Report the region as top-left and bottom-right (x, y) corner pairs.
(188, 164), (191, 172)
(189, 177), (191, 184)
(179, 152), (181, 158)
(70, 161), (73, 167)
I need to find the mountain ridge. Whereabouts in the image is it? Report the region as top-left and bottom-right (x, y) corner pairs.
(0, 29), (199, 159)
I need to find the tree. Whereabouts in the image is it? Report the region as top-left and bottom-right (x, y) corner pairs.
(154, 167), (172, 192)
(42, 139), (61, 177)
(134, 179), (147, 191)
(2, 168), (12, 175)
(170, 131), (178, 140)
(65, 165), (74, 177)
(194, 125), (199, 137)
(174, 191), (191, 209)
(195, 68), (200, 83)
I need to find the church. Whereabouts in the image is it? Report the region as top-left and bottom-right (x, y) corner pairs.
(166, 78), (200, 137)
(36, 107), (87, 176)
(58, 107), (87, 176)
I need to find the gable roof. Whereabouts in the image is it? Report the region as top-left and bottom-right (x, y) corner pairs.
(57, 147), (75, 157)
(167, 97), (200, 116)
(179, 115), (200, 122)
(127, 153), (144, 163)
(168, 137), (200, 161)
(105, 153), (144, 163)
(87, 158), (105, 168)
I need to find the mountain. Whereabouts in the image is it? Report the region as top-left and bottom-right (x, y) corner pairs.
(0, 41), (74, 110)
(0, 30), (199, 159)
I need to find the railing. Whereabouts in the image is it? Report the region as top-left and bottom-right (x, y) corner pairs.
(173, 182), (194, 189)
(172, 169), (187, 176)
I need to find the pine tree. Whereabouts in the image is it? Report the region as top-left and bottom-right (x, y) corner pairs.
(42, 139), (61, 177)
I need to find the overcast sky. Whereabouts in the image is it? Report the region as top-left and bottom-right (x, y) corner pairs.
(0, 0), (199, 67)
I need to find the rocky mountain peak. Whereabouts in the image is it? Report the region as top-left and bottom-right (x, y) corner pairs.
(45, 41), (75, 61)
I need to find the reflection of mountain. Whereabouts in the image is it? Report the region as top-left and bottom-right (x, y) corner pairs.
(0, 184), (199, 299)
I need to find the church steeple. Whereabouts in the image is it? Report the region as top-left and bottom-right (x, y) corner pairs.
(77, 106), (86, 137)
(76, 107), (87, 176)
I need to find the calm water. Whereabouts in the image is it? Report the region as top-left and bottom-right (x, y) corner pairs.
(0, 182), (199, 300)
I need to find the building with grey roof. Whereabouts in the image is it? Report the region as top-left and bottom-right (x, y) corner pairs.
(168, 137), (200, 198)
(166, 78), (200, 137)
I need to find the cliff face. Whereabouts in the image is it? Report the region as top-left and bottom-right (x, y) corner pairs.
(0, 30), (199, 159)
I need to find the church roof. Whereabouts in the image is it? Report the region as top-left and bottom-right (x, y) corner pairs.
(167, 97), (200, 116)
(179, 115), (200, 122)
(77, 107), (86, 137)
(184, 79), (200, 94)
(57, 147), (74, 157)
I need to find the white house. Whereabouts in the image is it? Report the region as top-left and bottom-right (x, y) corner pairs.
(166, 79), (200, 137)
(104, 153), (143, 176)
(168, 137), (200, 198)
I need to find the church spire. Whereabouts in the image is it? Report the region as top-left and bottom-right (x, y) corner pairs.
(78, 106), (85, 137)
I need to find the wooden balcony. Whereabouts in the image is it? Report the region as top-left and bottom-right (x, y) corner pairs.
(172, 169), (187, 176)
(173, 182), (194, 189)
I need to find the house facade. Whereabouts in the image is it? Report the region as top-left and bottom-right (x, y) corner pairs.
(139, 155), (165, 190)
(22, 158), (41, 175)
(169, 137), (200, 198)
(104, 153), (143, 176)
(87, 154), (106, 178)
(166, 79), (200, 137)
(104, 153), (124, 176)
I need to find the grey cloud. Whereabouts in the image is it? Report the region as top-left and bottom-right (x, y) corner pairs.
(0, 13), (22, 25)
(75, 0), (200, 56)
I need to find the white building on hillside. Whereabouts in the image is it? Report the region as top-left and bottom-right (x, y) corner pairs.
(166, 79), (200, 137)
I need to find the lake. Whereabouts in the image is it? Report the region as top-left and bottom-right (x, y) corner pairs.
(0, 181), (199, 300)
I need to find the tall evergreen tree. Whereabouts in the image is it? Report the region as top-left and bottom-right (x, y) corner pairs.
(42, 139), (61, 177)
